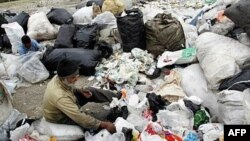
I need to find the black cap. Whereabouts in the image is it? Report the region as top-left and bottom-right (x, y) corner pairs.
(57, 59), (78, 77)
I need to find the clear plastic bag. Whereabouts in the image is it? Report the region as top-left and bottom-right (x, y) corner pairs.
(17, 52), (49, 84)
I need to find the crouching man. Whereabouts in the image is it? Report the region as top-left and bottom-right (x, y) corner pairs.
(42, 59), (119, 133)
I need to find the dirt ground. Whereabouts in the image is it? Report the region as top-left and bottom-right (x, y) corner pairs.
(1, 0), (110, 120)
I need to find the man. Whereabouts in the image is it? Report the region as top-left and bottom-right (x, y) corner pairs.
(43, 59), (118, 133)
(18, 35), (41, 55)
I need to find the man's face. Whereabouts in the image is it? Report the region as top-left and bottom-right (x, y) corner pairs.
(62, 74), (80, 88)
(24, 42), (31, 49)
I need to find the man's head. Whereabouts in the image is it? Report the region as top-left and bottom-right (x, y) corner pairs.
(57, 59), (79, 88)
(21, 35), (31, 49)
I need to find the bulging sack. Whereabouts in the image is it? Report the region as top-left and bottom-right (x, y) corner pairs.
(117, 8), (146, 52)
(145, 13), (185, 57)
(27, 12), (58, 41)
(9, 11), (30, 33)
(54, 24), (76, 48)
(47, 8), (73, 25)
(1, 22), (25, 54)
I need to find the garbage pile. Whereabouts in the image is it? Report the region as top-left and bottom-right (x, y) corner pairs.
(1, 0), (250, 140)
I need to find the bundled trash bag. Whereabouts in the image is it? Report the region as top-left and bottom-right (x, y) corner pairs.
(180, 64), (220, 120)
(74, 23), (99, 49)
(0, 14), (8, 35)
(117, 8), (146, 52)
(87, 0), (104, 7)
(47, 8), (73, 25)
(73, 6), (93, 25)
(42, 48), (102, 76)
(224, 0), (250, 36)
(217, 90), (246, 124)
(195, 32), (250, 89)
(102, 0), (125, 16)
(219, 69), (250, 92)
(8, 11), (29, 33)
(27, 12), (58, 41)
(32, 118), (84, 141)
(54, 24), (76, 48)
(17, 52), (49, 84)
(1, 22), (25, 54)
(145, 13), (185, 57)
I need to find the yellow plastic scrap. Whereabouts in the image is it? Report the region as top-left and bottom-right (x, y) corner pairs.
(50, 136), (57, 141)
(102, 0), (125, 16)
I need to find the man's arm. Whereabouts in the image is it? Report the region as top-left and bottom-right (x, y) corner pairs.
(18, 45), (25, 55)
(56, 97), (101, 130)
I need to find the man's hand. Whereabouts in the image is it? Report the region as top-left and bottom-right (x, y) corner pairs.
(100, 121), (116, 134)
(80, 88), (92, 98)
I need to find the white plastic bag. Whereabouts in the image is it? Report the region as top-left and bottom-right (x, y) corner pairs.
(73, 6), (93, 25)
(85, 129), (110, 141)
(198, 123), (224, 141)
(92, 11), (117, 28)
(157, 110), (194, 130)
(17, 52), (49, 84)
(243, 89), (250, 124)
(10, 123), (30, 141)
(195, 32), (250, 89)
(1, 22), (25, 54)
(179, 64), (220, 119)
(27, 12), (58, 41)
(182, 23), (198, 47)
(33, 118), (84, 141)
(217, 90), (246, 124)
(0, 53), (19, 78)
(157, 48), (197, 68)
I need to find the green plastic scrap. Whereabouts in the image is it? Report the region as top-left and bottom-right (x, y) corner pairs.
(182, 47), (197, 59)
(205, 0), (216, 5)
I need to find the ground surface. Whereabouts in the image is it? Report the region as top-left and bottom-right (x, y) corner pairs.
(1, 0), (109, 120)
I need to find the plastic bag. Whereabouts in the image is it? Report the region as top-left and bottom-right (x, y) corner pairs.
(17, 52), (49, 84)
(1, 22), (25, 54)
(145, 13), (185, 57)
(157, 48), (197, 68)
(73, 6), (93, 25)
(0, 14), (8, 35)
(117, 9), (146, 52)
(198, 123), (223, 141)
(47, 8), (73, 25)
(0, 53), (19, 78)
(102, 0), (125, 16)
(92, 11), (117, 29)
(10, 123), (30, 141)
(180, 64), (220, 120)
(195, 32), (250, 89)
(217, 90), (246, 124)
(9, 11), (30, 33)
(33, 118), (84, 141)
(157, 110), (194, 130)
(27, 12), (58, 41)
(73, 23), (99, 49)
(54, 24), (76, 48)
(243, 89), (250, 124)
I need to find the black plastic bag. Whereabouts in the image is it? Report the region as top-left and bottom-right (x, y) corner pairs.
(146, 93), (169, 121)
(0, 14), (8, 35)
(95, 40), (113, 58)
(9, 11), (29, 33)
(87, 0), (104, 7)
(2, 34), (11, 48)
(54, 24), (76, 48)
(224, 0), (250, 36)
(183, 99), (201, 113)
(107, 106), (128, 122)
(42, 48), (102, 76)
(47, 8), (73, 25)
(117, 8), (146, 52)
(122, 127), (133, 141)
(73, 23), (99, 49)
(146, 68), (161, 79)
(219, 69), (250, 92)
